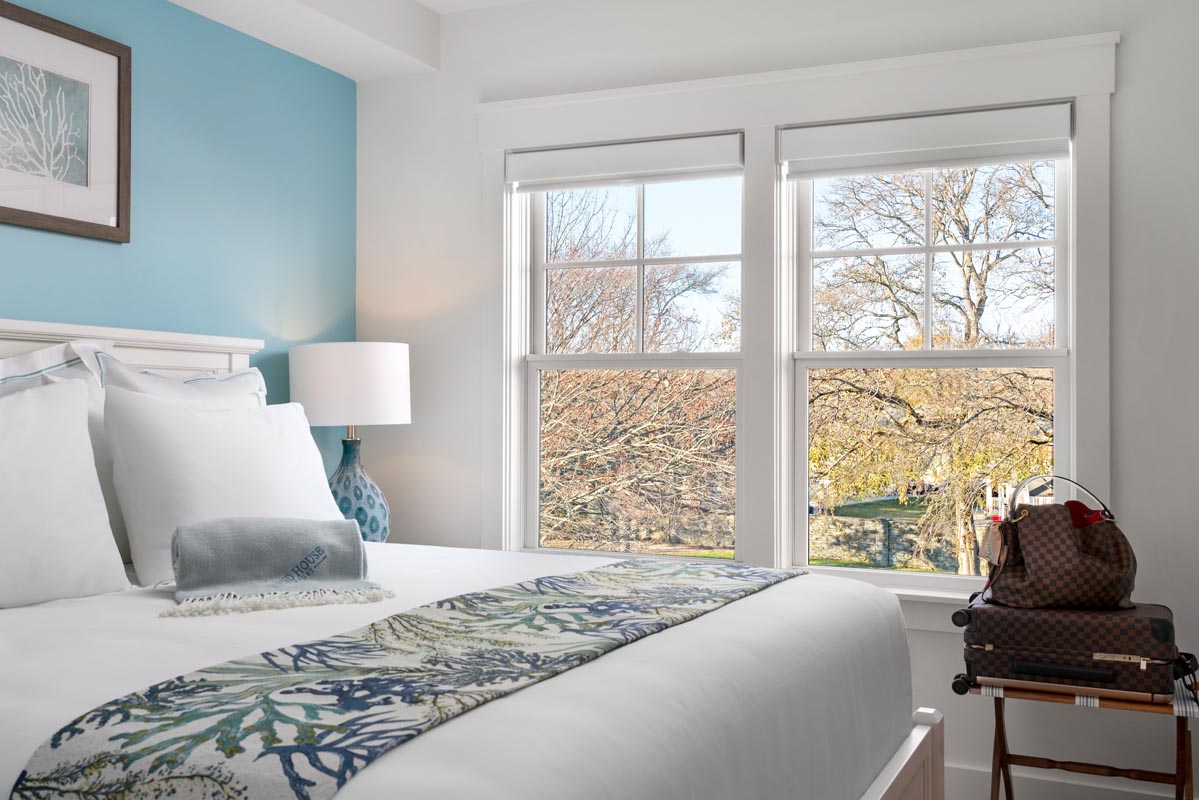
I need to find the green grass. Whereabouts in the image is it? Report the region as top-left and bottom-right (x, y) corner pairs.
(656, 547), (736, 560)
(826, 497), (928, 523)
(704, 549), (736, 560)
(808, 557), (876, 568)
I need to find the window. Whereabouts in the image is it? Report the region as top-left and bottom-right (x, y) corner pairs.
(530, 175), (743, 558)
(797, 158), (1067, 577)
(495, 55), (1111, 590)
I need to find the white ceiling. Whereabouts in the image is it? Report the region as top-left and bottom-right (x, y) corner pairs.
(418, 0), (541, 14)
(169, 0), (441, 80)
(170, 0), (551, 80)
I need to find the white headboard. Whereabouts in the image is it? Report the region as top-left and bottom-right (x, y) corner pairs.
(0, 317), (265, 377)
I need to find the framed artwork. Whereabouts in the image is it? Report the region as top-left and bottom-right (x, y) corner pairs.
(0, 2), (130, 242)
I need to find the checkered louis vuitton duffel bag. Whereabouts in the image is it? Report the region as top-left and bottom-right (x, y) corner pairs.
(980, 475), (1136, 609)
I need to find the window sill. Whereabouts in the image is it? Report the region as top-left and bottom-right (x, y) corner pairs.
(892, 588), (973, 633)
(802, 564), (982, 596)
(884, 585), (974, 605)
(793, 348), (1068, 360)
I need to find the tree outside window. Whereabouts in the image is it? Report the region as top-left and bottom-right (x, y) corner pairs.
(806, 161), (1057, 576)
(536, 178), (741, 558)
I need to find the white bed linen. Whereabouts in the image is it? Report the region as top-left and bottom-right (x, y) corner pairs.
(0, 544), (913, 800)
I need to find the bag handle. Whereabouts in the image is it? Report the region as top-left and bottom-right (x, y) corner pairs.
(1007, 474), (1114, 521)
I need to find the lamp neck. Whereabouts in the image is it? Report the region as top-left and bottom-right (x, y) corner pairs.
(337, 437), (363, 470)
(345, 425), (358, 441)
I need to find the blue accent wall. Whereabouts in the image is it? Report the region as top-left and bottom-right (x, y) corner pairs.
(0, 0), (356, 466)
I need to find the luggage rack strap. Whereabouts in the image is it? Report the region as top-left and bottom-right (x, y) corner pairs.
(967, 678), (1199, 718)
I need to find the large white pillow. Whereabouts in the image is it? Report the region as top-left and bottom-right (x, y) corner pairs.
(90, 352), (267, 566)
(96, 352), (266, 408)
(0, 380), (129, 607)
(105, 387), (342, 585)
(0, 341), (130, 559)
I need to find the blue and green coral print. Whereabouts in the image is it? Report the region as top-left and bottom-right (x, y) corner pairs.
(330, 438), (389, 542)
(11, 559), (800, 800)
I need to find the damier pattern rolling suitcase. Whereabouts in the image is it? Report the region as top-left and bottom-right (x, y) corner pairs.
(952, 594), (1192, 703)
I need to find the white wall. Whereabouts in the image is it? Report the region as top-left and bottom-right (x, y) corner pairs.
(358, 1), (1199, 796)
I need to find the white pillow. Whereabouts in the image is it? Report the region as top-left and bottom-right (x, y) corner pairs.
(0, 340), (106, 398)
(0, 381), (128, 607)
(105, 387), (342, 585)
(91, 352), (267, 567)
(0, 341), (131, 560)
(97, 352), (266, 408)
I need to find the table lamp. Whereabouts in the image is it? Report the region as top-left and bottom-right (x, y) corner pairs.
(289, 342), (411, 542)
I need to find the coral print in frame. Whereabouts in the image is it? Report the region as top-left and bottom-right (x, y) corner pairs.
(0, 2), (130, 242)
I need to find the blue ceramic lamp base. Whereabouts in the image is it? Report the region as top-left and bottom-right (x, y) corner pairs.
(330, 437), (390, 542)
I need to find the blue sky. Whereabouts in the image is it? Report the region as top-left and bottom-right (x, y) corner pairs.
(645, 175), (742, 257)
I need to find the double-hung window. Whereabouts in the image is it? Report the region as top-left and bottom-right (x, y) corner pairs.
(784, 105), (1072, 578)
(513, 134), (744, 558)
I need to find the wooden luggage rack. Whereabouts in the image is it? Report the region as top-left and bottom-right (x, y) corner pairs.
(967, 681), (1195, 800)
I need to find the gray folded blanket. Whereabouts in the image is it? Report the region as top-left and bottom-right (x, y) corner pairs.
(162, 517), (394, 617)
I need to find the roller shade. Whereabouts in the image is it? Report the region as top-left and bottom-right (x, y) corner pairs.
(780, 104), (1071, 178)
(508, 133), (743, 192)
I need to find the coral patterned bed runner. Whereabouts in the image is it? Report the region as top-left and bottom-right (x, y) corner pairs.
(11, 559), (799, 800)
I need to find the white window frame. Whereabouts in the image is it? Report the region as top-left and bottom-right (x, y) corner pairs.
(487, 35), (1115, 599)
(522, 179), (745, 558)
(791, 152), (1072, 593)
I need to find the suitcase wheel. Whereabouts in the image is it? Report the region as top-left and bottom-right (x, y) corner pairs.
(951, 608), (972, 628)
(951, 674), (973, 695)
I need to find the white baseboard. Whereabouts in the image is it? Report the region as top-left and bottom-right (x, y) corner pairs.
(947, 763), (1173, 799)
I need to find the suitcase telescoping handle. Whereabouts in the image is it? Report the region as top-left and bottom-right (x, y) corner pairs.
(1007, 474), (1114, 521)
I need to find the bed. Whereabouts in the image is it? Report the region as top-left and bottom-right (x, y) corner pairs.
(0, 318), (943, 800)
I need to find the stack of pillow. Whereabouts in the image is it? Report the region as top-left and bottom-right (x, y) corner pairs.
(0, 342), (342, 608)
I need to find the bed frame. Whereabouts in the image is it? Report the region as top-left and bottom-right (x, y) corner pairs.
(0, 317), (264, 376)
(866, 708), (945, 800)
(0, 317), (945, 800)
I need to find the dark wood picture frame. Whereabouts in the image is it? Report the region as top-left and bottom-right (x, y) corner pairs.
(0, 1), (130, 242)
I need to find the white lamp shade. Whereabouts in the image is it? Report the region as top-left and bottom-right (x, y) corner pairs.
(289, 342), (411, 427)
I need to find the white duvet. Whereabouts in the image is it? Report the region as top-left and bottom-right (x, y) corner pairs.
(0, 544), (912, 800)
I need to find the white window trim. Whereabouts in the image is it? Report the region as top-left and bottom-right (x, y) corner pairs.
(507, 132), (743, 190)
(778, 104), (1070, 179)
(488, 35), (1114, 597)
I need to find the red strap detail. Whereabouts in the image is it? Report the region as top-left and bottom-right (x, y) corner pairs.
(1064, 499), (1105, 528)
